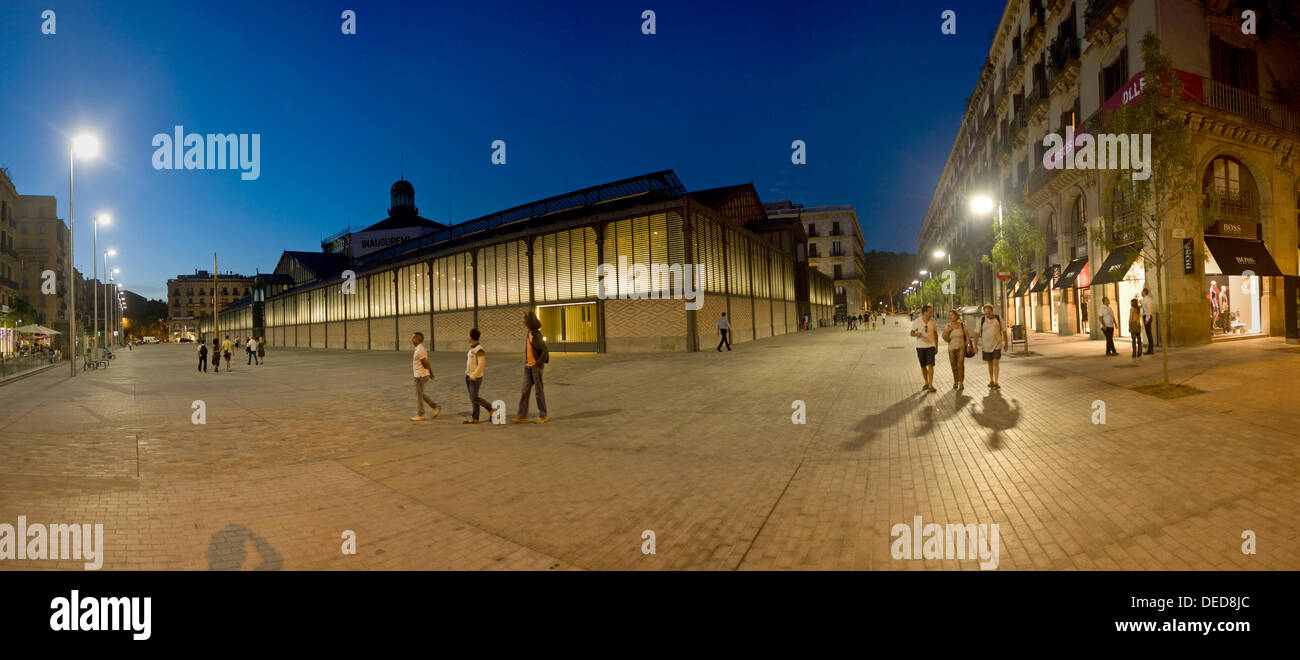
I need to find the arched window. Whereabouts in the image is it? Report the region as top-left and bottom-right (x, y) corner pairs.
(1202, 156), (1258, 226)
(1070, 195), (1086, 255)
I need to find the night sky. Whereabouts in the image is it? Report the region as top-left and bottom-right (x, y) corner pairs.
(1, 0), (1004, 299)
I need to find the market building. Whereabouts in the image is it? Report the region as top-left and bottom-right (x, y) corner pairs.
(918, 0), (1300, 345)
(202, 171), (835, 352)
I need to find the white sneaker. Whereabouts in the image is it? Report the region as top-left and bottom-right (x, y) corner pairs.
(410, 415), (426, 421)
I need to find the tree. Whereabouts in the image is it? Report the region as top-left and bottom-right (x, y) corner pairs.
(1101, 31), (1204, 391)
(864, 250), (918, 314)
(980, 201), (1045, 353)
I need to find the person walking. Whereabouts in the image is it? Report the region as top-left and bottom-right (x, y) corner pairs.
(1141, 287), (1154, 354)
(910, 304), (938, 392)
(717, 312), (732, 351)
(197, 341), (208, 373)
(221, 335), (234, 371)
(247, 336), (260, 365)
(1129, 298), (1144, 357)
(212, 338), (222, 372)
(257, 336), (265, 364)
(463, 329), (495, 424)
(1098, 297), (1118, 356)
(973, 304), (1009, 389)
(511, 312), (550, 424)
(941, 310), (969, 389)
(409, 331), (441, 421)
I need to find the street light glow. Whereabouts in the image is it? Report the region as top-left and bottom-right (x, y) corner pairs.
(73, 134), (100, 159)
(933, 250), (945, 259)
(106, 248), (117, 257)
(97, 214), (111, 225)
(970, 195), (995, 215)
(919, 269), (928, 275)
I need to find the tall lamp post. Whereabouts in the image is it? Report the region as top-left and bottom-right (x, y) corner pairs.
(68, 134), (100, 376)
(102, 249), (115, 352)
(969, 195), (1006, 321)
(93, 215), (110, 358)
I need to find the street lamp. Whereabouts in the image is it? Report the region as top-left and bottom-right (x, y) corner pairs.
(104, 250), (116, 351)
(68, 134), (100, 375)
(93, 215), (111, 358)
(970, 194), (1007, 320)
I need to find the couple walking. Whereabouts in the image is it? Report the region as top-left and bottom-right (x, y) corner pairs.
(911, 304), (1009, 392)
(1097, 288), (1155, 357)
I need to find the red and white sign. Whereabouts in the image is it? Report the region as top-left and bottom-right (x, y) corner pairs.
(996, 267), (1014, 282)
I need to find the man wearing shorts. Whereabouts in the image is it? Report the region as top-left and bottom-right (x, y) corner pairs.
(910, 304), (938, 392)
(973, 304), (1009, 389)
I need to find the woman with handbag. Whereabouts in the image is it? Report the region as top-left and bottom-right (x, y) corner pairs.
(941, 310), (970, 390)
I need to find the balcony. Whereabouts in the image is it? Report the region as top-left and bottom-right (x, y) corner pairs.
(1048, 34), (1082, 92)
(0, 276), (18, 291)
(1, 244), (17, 259)
(1200, 78), (1300, 136)
(1084, 0), (1131, 45)
(1027, 80), (1051, 122)
(1025, 5), (1048, 54)
(1013, 113), (1029, 144)
(1108, 207), (1143, 245)
(1004, 51), (1027, 91)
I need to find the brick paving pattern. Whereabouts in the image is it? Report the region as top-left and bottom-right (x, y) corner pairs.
(1, 321), (1297, 570)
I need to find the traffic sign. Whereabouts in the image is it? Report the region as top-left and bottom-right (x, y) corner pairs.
(996, 267), (1014, 282)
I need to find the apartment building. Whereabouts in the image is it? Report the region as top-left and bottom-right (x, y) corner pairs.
(765, 202), (868, 315)
(167, 270), (255, 340)
(15, 195), (70, 327)
(919, 0), (1299, 345)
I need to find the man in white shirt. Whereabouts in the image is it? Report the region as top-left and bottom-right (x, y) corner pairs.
(1098, 296), (1118, 356)
(717, 313), (732, 352)
(410, 332), (440, 421)
(1141, 288), (1154, 354)
(910, 304), (939, 392)
(246, 336), (259, 365)
(972, 304), (1010, 389)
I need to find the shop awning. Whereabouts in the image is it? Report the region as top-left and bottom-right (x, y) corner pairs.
(1029, 273), (1054, 293)
(1054, 257), (1089, 289)
(1013, 272), (1036, 297)
(1203, 237), (1283, 276)
(15, 324), (61, 335)
(1090, 245), (1141, 286)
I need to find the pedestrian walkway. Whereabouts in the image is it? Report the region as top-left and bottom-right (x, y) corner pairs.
(0, 324), (1296, 570)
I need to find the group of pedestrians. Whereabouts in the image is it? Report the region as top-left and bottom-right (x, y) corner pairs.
(911, 303), (1009, 392)
(409, 311), (551, 424)
(1096, 288), (1155, 357)
(197, 335), (264, 372)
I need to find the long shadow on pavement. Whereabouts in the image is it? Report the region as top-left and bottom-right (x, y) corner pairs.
(845, 392), (925, 451)
(971, 390), (1020, 449)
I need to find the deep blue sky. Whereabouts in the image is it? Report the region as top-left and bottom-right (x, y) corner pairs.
(2, 0), (1003, 300)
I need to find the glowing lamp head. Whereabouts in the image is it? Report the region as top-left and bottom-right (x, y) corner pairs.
(970, 195), (996, 215)
(933, 250), (945, 259)
(73, 134), (100, 159)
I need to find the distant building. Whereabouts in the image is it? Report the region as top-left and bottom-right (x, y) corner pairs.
(166, 269), (255, 340)
(0, 169), (21, 317)
(764, 202), (868, 315)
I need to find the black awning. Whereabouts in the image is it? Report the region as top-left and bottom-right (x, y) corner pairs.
(1204, 237), (1283, 276)
(1054, 256), (1089, 289)
(1013, 271), (1036, 297)
(1029, 274), (1053, 293)
(1090, 245), (1141, 285)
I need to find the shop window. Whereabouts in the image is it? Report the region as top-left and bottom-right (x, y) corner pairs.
(1202, 156), (1259, 235)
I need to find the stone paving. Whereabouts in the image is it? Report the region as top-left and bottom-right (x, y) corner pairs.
(0, 320), (1297, 570)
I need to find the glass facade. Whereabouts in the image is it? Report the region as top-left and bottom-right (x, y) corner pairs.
(205, 203), (814, 350)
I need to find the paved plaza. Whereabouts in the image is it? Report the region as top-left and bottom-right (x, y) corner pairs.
(1, 321), (1298, 570)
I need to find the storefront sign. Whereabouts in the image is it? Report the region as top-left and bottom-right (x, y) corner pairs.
(1100, 69), (1205, 118)
(1183, 238), (1194, 274)
(1208, 220), (1258, 239)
